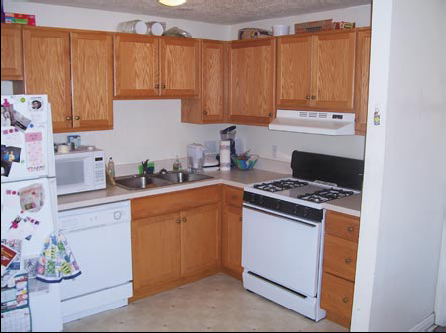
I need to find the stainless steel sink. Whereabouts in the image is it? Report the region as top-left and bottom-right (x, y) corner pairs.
(114, 175), (172, 190)
(153, 172), (213, 184)
(114, 172), (213, 190)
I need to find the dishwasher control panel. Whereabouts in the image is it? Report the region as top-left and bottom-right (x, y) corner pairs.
(58, 200), (131, 232)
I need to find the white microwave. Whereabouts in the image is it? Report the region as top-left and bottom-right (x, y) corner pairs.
(55, 148), (106, 195)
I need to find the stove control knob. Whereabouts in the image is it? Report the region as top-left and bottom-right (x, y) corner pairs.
(250, 194), (256, 203)
(275, 200), (281, 210)
(258, 196), (264, 205)
(303, 207), (310, 217)
(114, 211), (122, 220)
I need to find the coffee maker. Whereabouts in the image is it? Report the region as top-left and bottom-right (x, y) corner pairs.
(220, 126), (237, 162)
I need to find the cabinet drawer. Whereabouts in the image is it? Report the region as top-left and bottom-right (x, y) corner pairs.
(224, 186), (244, 207)
(323, 234), (358, 282)
(326, 210), (360, 243)
(131, 185), (221, 220)
(321, 272), (355, 328)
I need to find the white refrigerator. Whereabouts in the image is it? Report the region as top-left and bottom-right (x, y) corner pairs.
(1, 95), (63, 332)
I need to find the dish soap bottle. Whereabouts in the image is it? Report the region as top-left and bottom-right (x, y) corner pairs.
(108, 157), (115, 177)
(172, 156), (182, 172)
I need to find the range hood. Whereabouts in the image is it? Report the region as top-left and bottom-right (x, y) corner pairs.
(269, 110), (356, 136)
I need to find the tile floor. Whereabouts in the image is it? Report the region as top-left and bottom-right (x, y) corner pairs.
(64, 274), (348, 332)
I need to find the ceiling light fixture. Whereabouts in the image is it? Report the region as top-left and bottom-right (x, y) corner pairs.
(158, 0), (187, 7)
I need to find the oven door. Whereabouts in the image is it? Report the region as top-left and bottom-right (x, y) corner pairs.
(242, 205), (322, 298)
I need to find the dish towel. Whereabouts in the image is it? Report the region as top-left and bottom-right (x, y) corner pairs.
(36, 232), (81, 283)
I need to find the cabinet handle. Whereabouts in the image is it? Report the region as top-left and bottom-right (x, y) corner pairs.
(182, 217), (187, 223)
(155, 84), (160, 89)
(345, 258), (353, 264)
(66, 116), (72, 121)
(311, 95), (317, 100)
(75, 116), (80, 121)
(342, 297), (350, 304)
(176, 219), (181, 224)
(239, 217), (242, 222)
(306, 95), (311, 100)
(268, 113), (273, 117)
(161, 84), (166, 89)
(347, 227), (354, 233)
(203, 110), (208, 116)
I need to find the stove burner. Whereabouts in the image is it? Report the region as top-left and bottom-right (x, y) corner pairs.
(297, 188), (354, 203)
(253, 179), (309, 193)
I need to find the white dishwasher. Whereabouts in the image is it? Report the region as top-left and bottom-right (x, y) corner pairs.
(58, 200), (133, 323)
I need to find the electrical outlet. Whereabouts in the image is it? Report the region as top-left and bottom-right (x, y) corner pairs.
(272, 145), (278, 159)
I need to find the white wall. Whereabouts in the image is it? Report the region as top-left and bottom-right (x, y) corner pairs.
(352, 0), (446, 331)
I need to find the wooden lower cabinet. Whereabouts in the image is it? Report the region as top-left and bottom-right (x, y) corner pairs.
(131, 186), (221, 301)
(221, 186), (244, 279)
(222, 205), (243, 278)
(321, 210), (361, 329)
(131, 212), (182, 292)
(181, 204), (221, 276)
(321, 272), (355, 328)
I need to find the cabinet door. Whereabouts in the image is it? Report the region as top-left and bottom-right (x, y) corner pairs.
(114, 34), (160, 98)
(229, 38), (276, 126)
(160, 37), (200, 97)
(222, 205), (243, 277)
(312, 32), (356, 110)
(276, 36), (313, 108)
(132, 212), (181, 295)
(71, 32), (113, 131)
(1, 24), (23, 80)
(202, 40), (225, 122)
(355, 30), (371, 135)
(23, 27), (72, 132)
(181, 203), (221, 277)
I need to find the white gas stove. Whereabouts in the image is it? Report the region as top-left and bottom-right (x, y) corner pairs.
(241, 151), (364, 322)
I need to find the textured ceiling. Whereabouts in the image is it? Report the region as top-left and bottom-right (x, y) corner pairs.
(27, 0), (371, 24)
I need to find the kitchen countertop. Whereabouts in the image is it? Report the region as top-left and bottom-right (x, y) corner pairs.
(57, 169), (362, 217)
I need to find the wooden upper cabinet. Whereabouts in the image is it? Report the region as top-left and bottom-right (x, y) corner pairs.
(23, 27), (72, 132)
(312, 31), (356, 110)
(114, 34), (160, 98)
(160, 37), (200, 97)
(202, 40), (226, 122)
(276, 36), (313, 108)
(229, 38), (276, 126)
(1, 24), (23, 80)
(180, 203), (221, 277)
(71, 32), (113, 131)
(181, 40), (226, 124)
(355, 29), (371, 135)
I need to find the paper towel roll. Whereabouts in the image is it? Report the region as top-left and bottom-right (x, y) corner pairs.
(219, 140), (231, 171)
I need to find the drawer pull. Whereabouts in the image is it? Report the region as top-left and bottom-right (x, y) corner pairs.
(66, 116), (72, 121)
(176, 219), (181, 224)
(347, 227), (354, 233)
(345, 258), (353, 264)
(155, 84), (160, 89)
(75, 116), (80, 121)
(182, 218), (187, 223)
(342, 297), (350, 304)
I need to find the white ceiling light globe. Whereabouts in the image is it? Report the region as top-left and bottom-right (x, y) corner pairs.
(158, 0), (187, 6)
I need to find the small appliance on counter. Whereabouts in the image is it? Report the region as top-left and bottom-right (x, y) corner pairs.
(187, 144), (205, 174)
(55, 147), (106, 195)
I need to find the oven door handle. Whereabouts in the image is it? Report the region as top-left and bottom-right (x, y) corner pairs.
(242, 205), (317, 228)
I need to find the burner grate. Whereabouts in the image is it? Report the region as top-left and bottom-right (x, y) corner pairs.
(297, 188), (354, 203)
(253, 179), (308, 193)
